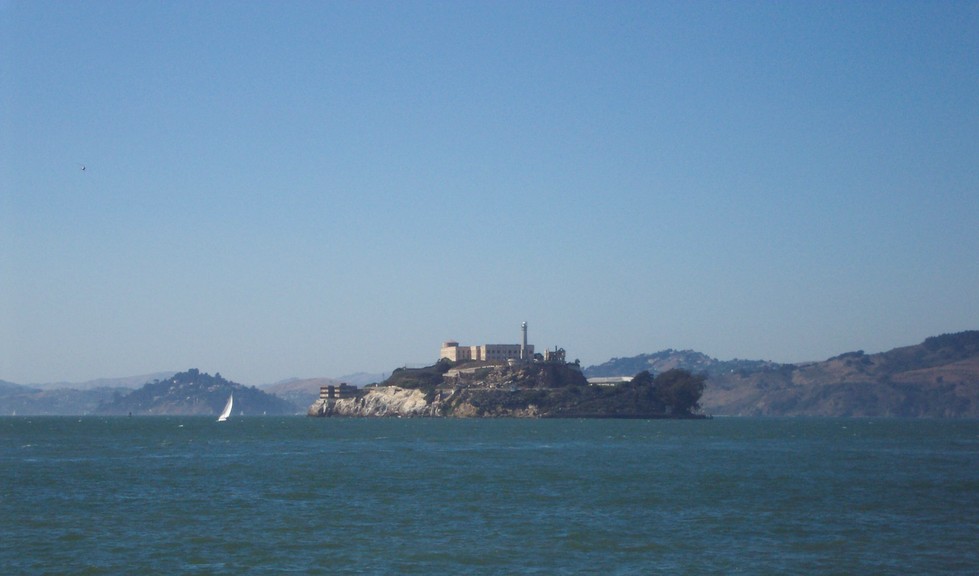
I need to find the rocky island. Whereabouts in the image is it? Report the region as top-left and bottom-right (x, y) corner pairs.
(308, 358), (706, 419)
(309, 324), (707, 419)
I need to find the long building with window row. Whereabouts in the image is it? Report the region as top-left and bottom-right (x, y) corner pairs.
(440, 322), (534, 363)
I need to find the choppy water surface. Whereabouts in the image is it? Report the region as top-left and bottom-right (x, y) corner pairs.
(2, 417), (977, 574)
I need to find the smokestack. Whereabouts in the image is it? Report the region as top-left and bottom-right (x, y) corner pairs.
(521, 322), (528, 360)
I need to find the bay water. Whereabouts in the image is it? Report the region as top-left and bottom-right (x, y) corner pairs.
(2, 417), (977, 574)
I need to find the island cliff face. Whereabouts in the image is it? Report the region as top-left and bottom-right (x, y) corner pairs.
(310, 386), (441, 417)
(307, 386), (551, 418)
(308, 361), (706, 418)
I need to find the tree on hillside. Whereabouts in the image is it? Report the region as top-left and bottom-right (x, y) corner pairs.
(622, 370), (665, 413)
(629, 368), (706, 415)
(631, 370), (654, 387)
(654, 369), (706, 415)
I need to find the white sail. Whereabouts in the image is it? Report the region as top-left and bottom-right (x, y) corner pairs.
(217, 393), (233, 422)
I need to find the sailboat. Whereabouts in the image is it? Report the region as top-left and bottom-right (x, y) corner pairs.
(217, 393), (234, 422)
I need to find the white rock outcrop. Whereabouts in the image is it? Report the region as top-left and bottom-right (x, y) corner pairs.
(308, 386), (445, 417)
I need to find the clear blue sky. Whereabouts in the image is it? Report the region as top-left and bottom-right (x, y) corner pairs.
(2, 1), (977, 385)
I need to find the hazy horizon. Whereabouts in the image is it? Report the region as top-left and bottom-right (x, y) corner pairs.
(3, 2), (977, 386)
(3, 329), (970, 389)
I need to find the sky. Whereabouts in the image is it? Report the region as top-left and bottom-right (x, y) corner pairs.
(2, 1), (978, 385)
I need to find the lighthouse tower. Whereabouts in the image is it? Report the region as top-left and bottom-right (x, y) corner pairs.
(521, 322), (528, 361)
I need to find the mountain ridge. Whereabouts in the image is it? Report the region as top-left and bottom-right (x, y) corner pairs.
(585, 331), (979, 417)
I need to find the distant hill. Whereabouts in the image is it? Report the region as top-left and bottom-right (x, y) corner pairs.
(24, 372), (178, 391)
(0, 373), (184, 415)
(585, 331), (979, 417)
(96, 369), (299, 416)
(0, 381), (131, 416)
(0, 380), (27, 394)
(260, 373), (387, 409)
(261, 377), (340, 410)
(585, 350), (778, 380)
(1, 370), (382, 416)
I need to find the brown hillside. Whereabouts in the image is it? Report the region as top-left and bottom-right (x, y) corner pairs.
(700, 331), (979, 417)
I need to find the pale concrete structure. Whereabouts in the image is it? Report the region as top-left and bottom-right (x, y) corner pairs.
(440, 342), (533, 362)
(587, 376), (633, 386)
(440, 323), (534, 364)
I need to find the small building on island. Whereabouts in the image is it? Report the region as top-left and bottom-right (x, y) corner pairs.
(319, 383), (358, 400)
